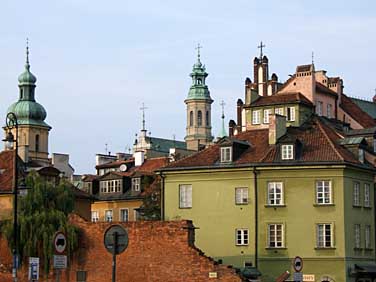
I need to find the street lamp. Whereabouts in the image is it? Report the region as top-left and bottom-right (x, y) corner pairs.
(3, 112), (19, 282)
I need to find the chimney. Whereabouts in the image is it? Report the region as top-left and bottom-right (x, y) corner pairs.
(269, 114), (286, 145)
(229, 120), (236, 137)
(134, 151), (145, 166)
(237, 99), (243, 131)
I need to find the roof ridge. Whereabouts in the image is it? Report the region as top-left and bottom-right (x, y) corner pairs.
(315, 118), (344, 161)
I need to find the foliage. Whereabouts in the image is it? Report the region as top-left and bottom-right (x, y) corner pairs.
(140, 176), (161, 220)
(1, 172), (79, 274)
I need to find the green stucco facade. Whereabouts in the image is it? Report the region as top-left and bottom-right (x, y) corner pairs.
(163, 165), (375, 282)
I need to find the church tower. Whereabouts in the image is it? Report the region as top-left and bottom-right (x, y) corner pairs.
(4, 43), (51, 165)
(185, 45), (213, 151)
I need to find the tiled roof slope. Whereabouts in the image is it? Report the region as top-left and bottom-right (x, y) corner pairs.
(316, 82), (338, 97)
(248, 92), (313, 107)
(163, 117), (364, 170)
(350, 97), (376, 119)
(341, 94), (376, 128)
(0, 151), (15, 193)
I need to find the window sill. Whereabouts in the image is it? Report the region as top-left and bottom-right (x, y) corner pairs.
(313, 203), (335, 207)
(364, 206), (372, 209)
(264, 204), (286, 208)
(352, 205), (362, 208)
(236, 244), (249, 247)
(179, 207), (192, 209)
(265, 247), (287, 250)
(365, 248), (373, 251)
(314, 247), (336, 250)
(236, 203), (249, 206)
(353, 248), (363, 251)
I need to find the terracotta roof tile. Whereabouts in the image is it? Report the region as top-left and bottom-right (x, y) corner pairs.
(0, 150), (15, 193)
(95, 159), (134, 169)
(341, 94), (376, 128)
(249, 92), (313, 108)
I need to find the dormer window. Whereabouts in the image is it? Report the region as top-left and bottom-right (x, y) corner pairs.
(221, 147), (232, 162)
(359, 148), (364, 163)
(281, 145), (294, 160)
(132, 177), (141, 191)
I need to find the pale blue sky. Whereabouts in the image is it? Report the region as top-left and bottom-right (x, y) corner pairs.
(1, 0), (375, 173)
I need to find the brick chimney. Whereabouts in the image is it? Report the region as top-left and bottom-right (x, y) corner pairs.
(269, 114), (287, 145)
(134, 151), (145, 166)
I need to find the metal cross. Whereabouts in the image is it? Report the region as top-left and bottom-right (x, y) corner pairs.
(195, 43), (202, 59)
(312, 51), (314, 65)
(220, 100), (226, 118)
(140, 103), (148, 131)
(26, 38), (30, 65)
(105, 143), (108, 155)
(258, 41), (266, 59)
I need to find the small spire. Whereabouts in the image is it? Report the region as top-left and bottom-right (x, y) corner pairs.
(140, 103), (148, 131)
(311, 51), (314, 65)
(258, 41), (266, 59)
(219, 100), (227, 138)
(25, 38), (30, 69)
(195, 43), (203, 64)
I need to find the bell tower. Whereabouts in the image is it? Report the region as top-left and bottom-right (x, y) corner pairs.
(185, 45), (213, 151)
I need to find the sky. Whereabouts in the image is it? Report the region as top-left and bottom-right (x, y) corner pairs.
(0, 0), (375, 174)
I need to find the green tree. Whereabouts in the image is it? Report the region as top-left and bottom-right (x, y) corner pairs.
(140, 176), (161, 220)
(1, 172), (79, 274)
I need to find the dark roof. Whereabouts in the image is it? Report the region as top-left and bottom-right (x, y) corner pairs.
(0, 150), (15, 193)
(162, 117), (367, 170)
(340, 94), (376, 128)
(248, 92), (313, 108)
(82, 174), (99, 182)
(315, 82), (338, 97)
(347, 127), (376, 136)
(96, 159), (134, 169)
(296, 64), (313, 72)
(350, 97), (376, 119)
(148, 137), (186, 153)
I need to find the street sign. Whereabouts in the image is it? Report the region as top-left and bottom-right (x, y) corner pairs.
(53, 232), (67, 254)
(293, 256), (303, 272)
(53, 255), (67, 269)
(104, 225), (129, 255)
(303, 274), (315, 281)
(28, 257), (39, 281)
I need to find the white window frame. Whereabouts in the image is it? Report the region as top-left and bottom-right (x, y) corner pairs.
(221, 147), (232, 162)
(275, 108), (284, 116)
(119, 208), (129, 222)
(316, 101), (323, 116)
(316, 223), (333, 248)
(355, 224), (361, 249)
(364, 183), (371, 207)
(134, 209), (141, 221)
(353, 182), (360, 206)
(267, 182), (284, 206)
(235, 187), (249, 205)
(179, 184), (192, 208)
(316, 180), (332, 205)
(365, 225), (371, 249)
(91, 211), (99, 222)
(132, 177), (141, 191)
(267, 224), (284, 248)
(236, 229), (249, 246)
(327, 104), (332, 118)
(105, 209), (113, 222)
(286, 107), (295, 122)
(263, 109), (271, 124)
(359, 148), (365, 163)
(281, 145), (294, 160)
(252, 110), (261, 124)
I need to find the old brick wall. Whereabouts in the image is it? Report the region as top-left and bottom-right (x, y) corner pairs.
(1, 215), (241, 282)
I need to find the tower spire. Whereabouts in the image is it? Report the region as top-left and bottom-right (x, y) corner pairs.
(219, 100), (227, 138)
(195, 43), (202, 64)
(25, 38), (30, 70)
(140, 103), (148, 131)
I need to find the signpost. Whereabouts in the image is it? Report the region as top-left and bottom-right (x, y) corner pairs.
(293, 256), (303, 282)
(28, 257), (39, 282)
(104, 225), (129, 282)
(53, 232), (67, 282)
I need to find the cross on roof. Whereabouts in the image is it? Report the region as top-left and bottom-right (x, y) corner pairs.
(312, 51), (315, 65)
(140, 103), (148, 131)
(195, 43), (202, 59)
(258, 41), (266, 59)
(26, 38), (30, 65)
(220, 100), (225, 118)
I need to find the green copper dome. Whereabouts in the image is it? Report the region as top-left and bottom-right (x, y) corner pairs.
(186, 52), (212, 101)
(18, 64), (37, 85)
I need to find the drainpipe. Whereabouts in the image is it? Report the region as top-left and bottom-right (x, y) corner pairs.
(253, 166), (259, 269)
(160, 172), (166, 221)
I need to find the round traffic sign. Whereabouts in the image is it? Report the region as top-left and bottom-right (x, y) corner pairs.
(104, 225), (129, 255)
(53, 232), (67, 254)
(293, 256), (303, 272)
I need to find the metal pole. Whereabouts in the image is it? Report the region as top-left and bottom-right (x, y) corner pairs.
(112, 232), (118, 282)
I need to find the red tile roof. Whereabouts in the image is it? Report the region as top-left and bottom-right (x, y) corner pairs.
(316, 82), (338, 97)
(163, 117), (362, 170)
(248, 92), (313, 108)
(95, 159), (134, 169)
(340, 94), (376, 128)
(0, 150), (15, 193)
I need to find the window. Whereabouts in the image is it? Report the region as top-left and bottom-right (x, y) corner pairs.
(179, 184), (192, 208)
(91, 211), (99, 222)
(221, 147), (232, 162)
(364, 184), (371, 207)
(206, 111), (209, 126)
(316, 180), (332, 205)
(275, 108), (284, 116)
(286, 107), (295, 121)
(132, 178), (141, 191)
(120, 209), (129, 222)
(316, 223), (333, 248)
(109, 180), (114, 192)
(105, 210), (113, 222)
(263, 109), (271, 124)
(268, 224), (284, 248)
(197, 111), (202, 126)
(235, 187), (249, 204)
(197, 78), (202, 85)
(281, 145), (293, 160)
(189, 111), (193, 126)
(35, 134), (40, 152)
(327, 104), (333, 118)
(236, 229), (249, 245)
(359, 149), (364, 163)
(134, 209), (141, 221)
(354, 224), (361, 249)
(115, 180), (121, 192)
(267, 182), (283, 205)
(353, 182), (360, 206)
(316, 101), (323, 116)
(365, 225), (371, 249)
(252, 110), (261, 124)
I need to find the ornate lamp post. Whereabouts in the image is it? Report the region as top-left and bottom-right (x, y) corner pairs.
(3, 112), (19, 282)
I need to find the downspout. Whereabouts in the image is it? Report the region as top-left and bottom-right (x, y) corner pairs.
(160, 172), (166, 221)
(253, 166), (259, 269)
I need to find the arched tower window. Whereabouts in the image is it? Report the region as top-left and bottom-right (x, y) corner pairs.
(206, 111), (209, 126)
(20, 89), (23, 99)
(189, 111), (193, 126)
(197, 78), (202, 85)
(197, 111), (202, 126)
(35, 134), (40, 152)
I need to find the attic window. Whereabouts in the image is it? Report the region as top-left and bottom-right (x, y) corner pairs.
(281, 145), (294, 160)
(359, 149), (364, 163)
(132, 177), (141, 191)
(221, 147), (232, 162)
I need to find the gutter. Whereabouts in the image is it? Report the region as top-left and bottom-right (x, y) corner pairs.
(253, 167), (259, 269)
